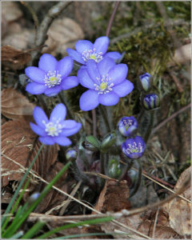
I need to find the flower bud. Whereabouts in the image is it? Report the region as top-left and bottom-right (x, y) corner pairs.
(142, 93), (160, 110)
(101, 132), (117, 153)
(118, 116), (138, 137)
(66, 148), (77, 161)
(82, 135), (101, 152)
(121, 136), (145, 159)
(28, 192), (40, 204)
(139, 73), (152, 92)
(108, 159), (121, 179)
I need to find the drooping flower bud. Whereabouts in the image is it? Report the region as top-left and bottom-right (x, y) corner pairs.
(118, 116), (138, 137)
(82, 135), (101, 152)
(121, 136), (145, 159)
(142, 93), (160, 110)
(100, 132), (117, 153)
(66, 148), (77, 161)
(139, 73), (152, 92)
(108, 159), (121, 179)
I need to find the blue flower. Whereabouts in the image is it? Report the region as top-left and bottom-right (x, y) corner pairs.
(139, 73), (152, 92)
(66, 148), (77, 160)
(121, 136), (145, 159)
(30, 103), (81, 146)
(142, 93), (160, 110)
(25, 54), (79, 97)
(118, 116), (138, 137)
(67, 36), (122, 65)
(78, 57), (134, 111)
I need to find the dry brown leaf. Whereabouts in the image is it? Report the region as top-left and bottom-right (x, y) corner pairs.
(44, 17), (84, 56)
(1, 45), (31, 70)
(1, 119), (58, 188)
(168, 44), (191, 66)
(1, 88), (35, 121)
(168, 166), (191, 236)
(93, 180), (131, 214)
(2, 2), (23, 23)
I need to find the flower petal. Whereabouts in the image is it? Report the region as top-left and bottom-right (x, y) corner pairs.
(99, 92), (119, 106)
(105, 51), (122, 60)
(60, 123), (82, 137)
(33, 106), (48, 128)
(80, 90), (99, 111)
(62, 120), (78, 129)
(97, 57), (116, 76)
(87, 60), (100, 82)
(66, 48), (85, 64)
(113, 80), (134, 97)
(30, 122), (47, 136)
(50, 103), (66, 122)
(75, 40), (93, 54)
(39, 136), (55, 145)
(108, 64), (128, 85)
(61, 76), (79, 90)
(78, 68), (95, 89)
(44, 86), (62, 97)
(26, 82), (47, 95)
(56, 56), (73, 78)
(38, 54), (57, 72)
(52, 136), (72, 146)
(25, 67), (45, 83)
(93, 36), (109, 54)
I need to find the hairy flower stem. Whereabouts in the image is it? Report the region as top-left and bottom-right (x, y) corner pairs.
(92, 109), (97, 137)
(99, 105), (111, 133)
(72, 161), (91, 186)
(129, 159), (142, 197)
(106, 1), (120, 37)
(118, 159), (134, 181)
(58, 92), (73, 120)
(144, 111), (154, 143)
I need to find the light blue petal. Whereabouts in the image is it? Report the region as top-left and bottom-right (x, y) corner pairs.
(39, 136), (55, 145)
(26, 82), (47, 95)
(61, 76), (79, 90)
(44, 86), (62, 97)
(38, 54), (57, 72)
(105, 51), (122, 60)
(78, 68), (95, 89)
(25, 67), (45, 83)
(87, 60), (100, 82)
(52, 136), (71, 146)
(108, 64), (128, 85)
(30, 122), (46, 136)
(62, 120), (77, 128)
(113, 80), (134, 97)
(33, 106), (48, 128)
(75, 40), (93, 54)
(56, 56), (73, 78)
(60, 123), (82, 137)
(80, 90), (99, 111)
(93, 36), (109, 54)
(99, 92), (119, 106)
(66, 48), (85, 64)
(97, 57), (115, 76)
(50, 103), (66, 122)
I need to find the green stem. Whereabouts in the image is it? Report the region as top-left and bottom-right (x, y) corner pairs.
(92, 109), (97, 137)
(129, 159), (142, 198)
(99, 105), (111, 133)
(58, 92), (74, 120)
(144, 111), (154, 143)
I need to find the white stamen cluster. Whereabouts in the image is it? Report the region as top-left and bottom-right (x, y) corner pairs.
(42, 118), (64, 137)
(125, 142), (143, 154)
(94, 74), (114, 95)
(44, 71), (62, 88)
(82, 48), (103, 63)
(123, 119), (133, 126)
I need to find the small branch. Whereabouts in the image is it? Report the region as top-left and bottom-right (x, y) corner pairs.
(106, 1), (120, 37)
(152, 103), (191, 135)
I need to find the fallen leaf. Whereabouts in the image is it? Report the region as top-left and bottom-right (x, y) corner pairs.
(168, 44), (191, 66)
(1, 45), (31, 70)
(93, 179), (131, 214)
(2, 2), (23, 23)
(44, 17), (84, 56)
(1, 88), (35, 121)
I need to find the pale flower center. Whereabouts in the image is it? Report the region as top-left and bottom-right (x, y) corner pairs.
(44, 71), (62, 88)
(94, 74), (114, 94)
(125, 142), (143, 155)
(82, 48), (103, 63)
(42, 118), (64, 137)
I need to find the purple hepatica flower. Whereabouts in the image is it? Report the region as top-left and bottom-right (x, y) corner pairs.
(25, 54), (79, 97)
(143, 93), (160, 110)
(122, 136), (145, 159)
(67, 36), (121, 65)
(118, 116), (138, 137)
(78, 57), (134, 111)
(30, 103), (81, 146)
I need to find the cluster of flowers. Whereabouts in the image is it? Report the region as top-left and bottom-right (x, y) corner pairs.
(118, 116), (145, 159)
(25, 36), (134, 146)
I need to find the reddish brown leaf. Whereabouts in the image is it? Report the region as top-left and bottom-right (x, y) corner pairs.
(1, 45), (31, 70)
(1, 88), (35, 121)
(93, 180), (131, 214)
